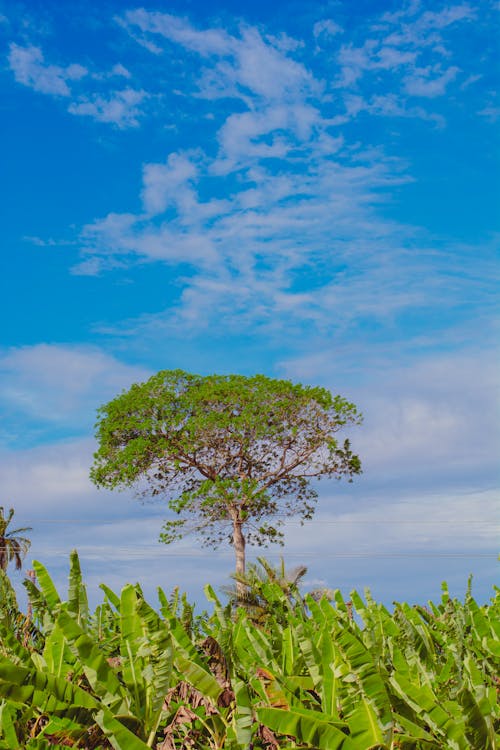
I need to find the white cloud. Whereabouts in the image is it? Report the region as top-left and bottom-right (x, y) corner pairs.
(283, 489), (499, 555)
(0, 344), (149, 429)
(8, 42), (145, 129)
(1, 439), (97, 516)
(8, 43), (87, 96)
(110, 63), (131, 78)
(227, 26), (316, 101)
(121, 10), (318, 105)
(279, 349), (499, 487)
(90, 63), (132, 81)
(68, 88), (148, 128)
(81, 207), (220, 269)
(120, 9), (234, 57)
(344, 92), (445, 126)
(77, 146), (415, 331)
(60, 7), (496, 345)
(478, 104), (500, 122)
(404, 65), (459, 97)
(336, 41), (417, 87)
(141, 152), (199, 215)
(380, 3), (475, 49)
(334, 2), (474, 112)
(212, 105), (316, 174)
(313, 19), (343, 39)
(76, 133), (500, 341)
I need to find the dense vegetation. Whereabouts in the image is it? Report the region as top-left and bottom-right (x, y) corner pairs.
(0, 552), (498, 749)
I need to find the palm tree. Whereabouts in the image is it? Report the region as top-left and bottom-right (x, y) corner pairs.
(222, 556), (308, 623)
(0, 507), (32, 572)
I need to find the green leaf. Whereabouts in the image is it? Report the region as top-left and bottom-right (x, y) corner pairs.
(67, 550), (89, 626)
(94, 708), (151, 750)
(347, 699), (389, 749)
(25, 739), (79, 750)
(458, 685), (497, 750)
(393, 711), (439, 743)
(41, 623), (74, 679)
(134, 598), (174, 741)
(0, 700), (20, 748)
(336, 627), (392, 729)
(173, 651), (221, 702)
(55, 610), (124, 709)
(0, 656), (98, 714)
(100, 583), (121, 611)
(119, 585), (146, 710)
(389, 672), (467, 747)
(257, 706), (356, 749)
(32, 561), (61, 612)
(232, 678), (253, 748)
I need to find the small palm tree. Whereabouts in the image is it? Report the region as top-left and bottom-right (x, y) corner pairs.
(222, 556), (308, 623)
(0, 507), (32, 572)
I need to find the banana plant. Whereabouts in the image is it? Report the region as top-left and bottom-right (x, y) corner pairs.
(1, 553), (498, 749)
(0, 554), (241, 749)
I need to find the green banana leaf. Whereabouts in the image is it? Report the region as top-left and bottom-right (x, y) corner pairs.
(347, 698), (390, 749)
(0, 699), (20, 749)
(257, 706), (356, 749)
(32, 561), (61, 612)
(67, 550), (90, 626)
(55, 609), (125, 710)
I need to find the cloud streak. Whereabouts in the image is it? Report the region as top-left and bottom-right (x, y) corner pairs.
(7, 42), (147, 128)
(8, 43), (87, 96)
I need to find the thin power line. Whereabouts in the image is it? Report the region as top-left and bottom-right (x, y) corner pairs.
(19, 518), (499, 525)
(19, 549), (497, 559)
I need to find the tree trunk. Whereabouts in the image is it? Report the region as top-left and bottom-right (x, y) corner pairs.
(232, 517), (246, 599)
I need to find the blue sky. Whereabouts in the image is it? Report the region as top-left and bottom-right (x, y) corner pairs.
(1, 0), (498, 609)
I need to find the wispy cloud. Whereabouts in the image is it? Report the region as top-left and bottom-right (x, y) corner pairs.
(7, 42), (146, 128)
(63, 4), (496, 346)
(8, 43), (87, 96)
(68, 88), (149, 128)
(141, 152), (200, 216)
(0, 345), (149, 445)
(313, 19), (343, 39)
(279, 347), (500, 486)
(344, 92), (445, 126)
(379, 2), (476, 45)
(283, 489), (499, 556)
(78, 147), (416, 329)
(5, 8), (497, 390)
(120, 9), (317, 105)
(78, 145), (497, 349)
(333, 1), (476, 119)
(478, 102), (500, 122)
(404, 64), (459, 97)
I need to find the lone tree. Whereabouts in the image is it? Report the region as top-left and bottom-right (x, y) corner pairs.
(90, 370), (362, 582)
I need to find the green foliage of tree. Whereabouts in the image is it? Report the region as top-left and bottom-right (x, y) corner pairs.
(0, 506), (31, 572)
(90, 370), (362, 580)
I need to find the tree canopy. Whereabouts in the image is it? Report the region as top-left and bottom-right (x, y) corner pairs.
(90, 370), (362, 578)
